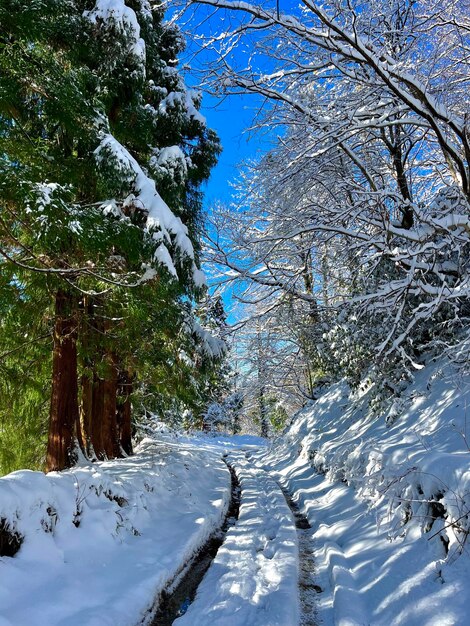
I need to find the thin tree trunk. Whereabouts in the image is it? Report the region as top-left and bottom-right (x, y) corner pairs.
(259, 384), (269, 438)
(255, 326), (269, 438)
(75, 403), (86, 458)
(46, 289), (79, 472)
(101, 351), (120, 459)
(117, 369), (133, 456)
(91, 371), (105, 459)
(80, 371), (93, 455)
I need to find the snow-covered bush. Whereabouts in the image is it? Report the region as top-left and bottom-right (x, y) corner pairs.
(203, 402), (228, 433)
(0, 518), (23, 557)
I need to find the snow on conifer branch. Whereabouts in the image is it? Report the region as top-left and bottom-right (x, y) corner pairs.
(94, 132), (206, 286)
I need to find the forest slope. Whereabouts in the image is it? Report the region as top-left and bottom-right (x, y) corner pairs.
(256, 356), (470, 625)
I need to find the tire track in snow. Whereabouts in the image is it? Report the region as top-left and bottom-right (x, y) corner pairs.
(149, 461), (241, 625)
(277, 485), (319, 626)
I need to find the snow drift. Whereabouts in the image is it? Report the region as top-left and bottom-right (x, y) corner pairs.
(0, 438), (230, 626)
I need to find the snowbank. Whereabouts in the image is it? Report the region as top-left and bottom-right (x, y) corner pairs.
(255, 358), (470, 625)
(0, 438), (230, 626)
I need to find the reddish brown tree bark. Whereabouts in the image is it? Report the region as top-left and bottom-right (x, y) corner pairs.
(85, 307), (108, 460)
(78, 296), (94, 456)
(79, 296), (124, 462)
(46, 290), (79, 472)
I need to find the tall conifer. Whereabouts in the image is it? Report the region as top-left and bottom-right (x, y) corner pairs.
(0, 0), (220, 471)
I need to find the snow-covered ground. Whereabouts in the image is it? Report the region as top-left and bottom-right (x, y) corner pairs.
(255, 357), (470, 626)
(0, 430), (301, 626)
(2, 359), (470, 626)
(0, 437), (232, 626)
(176, 451), (299, 626)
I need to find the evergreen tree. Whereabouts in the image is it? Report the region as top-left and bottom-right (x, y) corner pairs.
(223, 390), (244, 435)
(0, 0), (220, 472)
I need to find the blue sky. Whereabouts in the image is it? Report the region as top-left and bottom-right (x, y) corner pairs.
(177, 3), (277, 208)
(197, 92), (265, 322)
(177, 3), (279, 321)
(200, 92), (266, 208)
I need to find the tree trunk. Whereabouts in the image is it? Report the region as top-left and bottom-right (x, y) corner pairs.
(46, 289), (79, 472)
(80, 371), (94, 455)
(256, 326), (269, 439)
(79, 296), (94, 457)
(75, 402), (86, 458)
(91, 372), (105, 459)
(87, 308), (107, 460)
(117, 369), (133, 456)
(101, 351), (120, 459)
(259, 384), (269, 438)
(80, 300), (121, 461)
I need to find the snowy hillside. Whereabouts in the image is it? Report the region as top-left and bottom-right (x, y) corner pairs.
(255, 357), (470, 625)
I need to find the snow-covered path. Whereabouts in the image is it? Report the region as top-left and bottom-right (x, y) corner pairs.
(0, 434), (309, 626)
(5, 365), (470, 626)
(174, 451), (301, 626)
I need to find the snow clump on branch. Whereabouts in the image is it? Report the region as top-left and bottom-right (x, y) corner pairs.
(94, 133), (206, 287)
(83, 0), (146, 65)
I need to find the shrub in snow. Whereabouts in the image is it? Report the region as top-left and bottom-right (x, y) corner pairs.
(203, 402), (228, 433)
(0, 518), (23, 557)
